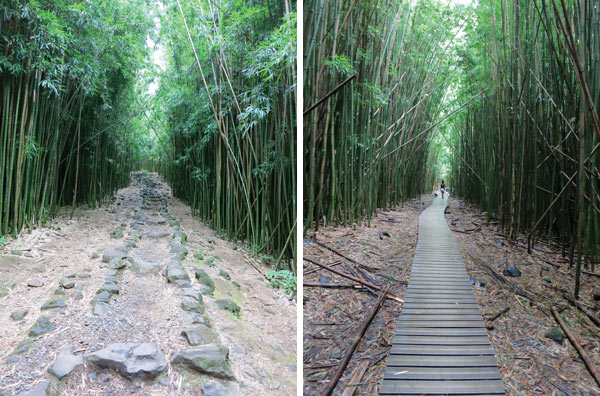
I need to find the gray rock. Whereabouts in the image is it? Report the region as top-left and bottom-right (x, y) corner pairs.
(16, 380), (50, 396)
(503, 265), (521, 277)
(110, 228), (124, 239)
(170, 345), (234, 380)
(60, 278), (75, 289)
(109, 259), (127, 270)
(48, 347), (83, 379)
(72, 291), (84, 301)
(181, 325), (217, 346)
(54, 287), (66, 295)
(41, 298), (67, 310)
(186, 313), (211, 326)
(545, 328), (565, 344)
(216, 299), (241, 316)
(11, 309), (29, 320)
(32, 264), (46, 273)
(93, 302), (110, 316)
(218, 270), (231, 280)
(87, 342), (167, 379)
(78, 272), (91, 279)
(148, 231), (170, 239)
(27, 277), (44, 287)
(166, 267), (190, 284)
(66, 273), (77, 278)
(12, 339), (34, 355)
(177, 288), (204, 302)
(174, 279), (192, 288)
(102, 248), (127, 263)
(29, 316), (55, 336)
(97, 283), (119, 295)
(202, 380), (237, 396)
(169, 244), (188, 256)
(194, 269), (215, 295)
(181, 297), (205, 314)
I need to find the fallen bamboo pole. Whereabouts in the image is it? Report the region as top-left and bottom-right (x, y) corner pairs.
(304, 257), (404, 302)
(304, 282), (363, 289)
(313, 239), (378, 270)
(551, 306), (600, 387)
(487, 307), (510, 322)
(321, 287), (389, 396)
(340, 359), (370, 396)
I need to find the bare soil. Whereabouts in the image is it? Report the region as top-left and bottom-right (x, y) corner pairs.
(0, 172), (296, 396)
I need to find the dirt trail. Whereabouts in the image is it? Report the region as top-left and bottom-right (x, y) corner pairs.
(0, 172), (296, 396)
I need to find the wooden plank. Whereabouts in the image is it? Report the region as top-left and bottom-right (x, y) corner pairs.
(396, 321), (485, 328)
(389, 344), (495, 355)
(402, 308), (481, 315)
(392, 335), (492, 345)
(383, 366), (502, 381)
(385, 354), (500, 367)
(395, 328), (489, 336)
(401, 303), (480, 309)
(400, 314), (485, 321)
(379, 379), (505, 394)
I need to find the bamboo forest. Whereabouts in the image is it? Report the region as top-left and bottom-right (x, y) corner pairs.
(0, 0), (297, 395)
(303, 0), (600, 395)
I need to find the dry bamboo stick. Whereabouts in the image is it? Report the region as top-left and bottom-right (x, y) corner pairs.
(321, 287), (388, 396)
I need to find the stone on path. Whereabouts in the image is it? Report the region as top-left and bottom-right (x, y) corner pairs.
(29, 316), (55, 336)
(194, 268), (215, 294)
(59, 278), (75, 289)
(16, 380), (50, 396)
(170, 244), (188, 256)
(181, 297), (205, 314)
(216, 299), (241, 316)
(181, 325), (217, 346)
(177, 288), (204, 302)
(102, 248), (127, 263)
(148, 231), (170, 239)
(97, 282), (119, 295)
(202, 380), (238, 396)
(27, 277), (44, 287)
(170, 345), (234, 380)
(48, 347), (83, 379)
(93, 301), (110, 316)
(41, 298), (67, 310)
(87, 343), (167, 379)
(503, 265), (521, 277)
(218, 270), (231, 280)
(11, 309), (28, 321)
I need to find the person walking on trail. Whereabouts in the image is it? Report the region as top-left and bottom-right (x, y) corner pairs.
(440, 179), (447, 199)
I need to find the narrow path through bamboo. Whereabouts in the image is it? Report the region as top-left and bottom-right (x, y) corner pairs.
(379, 195), (505, 395)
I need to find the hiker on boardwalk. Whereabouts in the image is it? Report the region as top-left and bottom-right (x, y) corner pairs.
(440, 179), (447, 199)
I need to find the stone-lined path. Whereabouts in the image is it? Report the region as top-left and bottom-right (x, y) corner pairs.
(0, 172), (295, 396)
(379, 195), (505, 395)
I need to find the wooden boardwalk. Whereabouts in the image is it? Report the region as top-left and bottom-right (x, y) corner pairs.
(379, 195), (505, 395)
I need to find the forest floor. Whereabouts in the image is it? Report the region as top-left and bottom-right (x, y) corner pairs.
(0, 172), (296, 396)
(303, 193), (600, 396)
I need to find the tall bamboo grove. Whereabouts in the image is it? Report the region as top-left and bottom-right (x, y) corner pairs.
(158, 0), (297, 268)
(451, 0), (600, 298)
(0, 0), (151, 236)
(304, 0), (466, 230)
